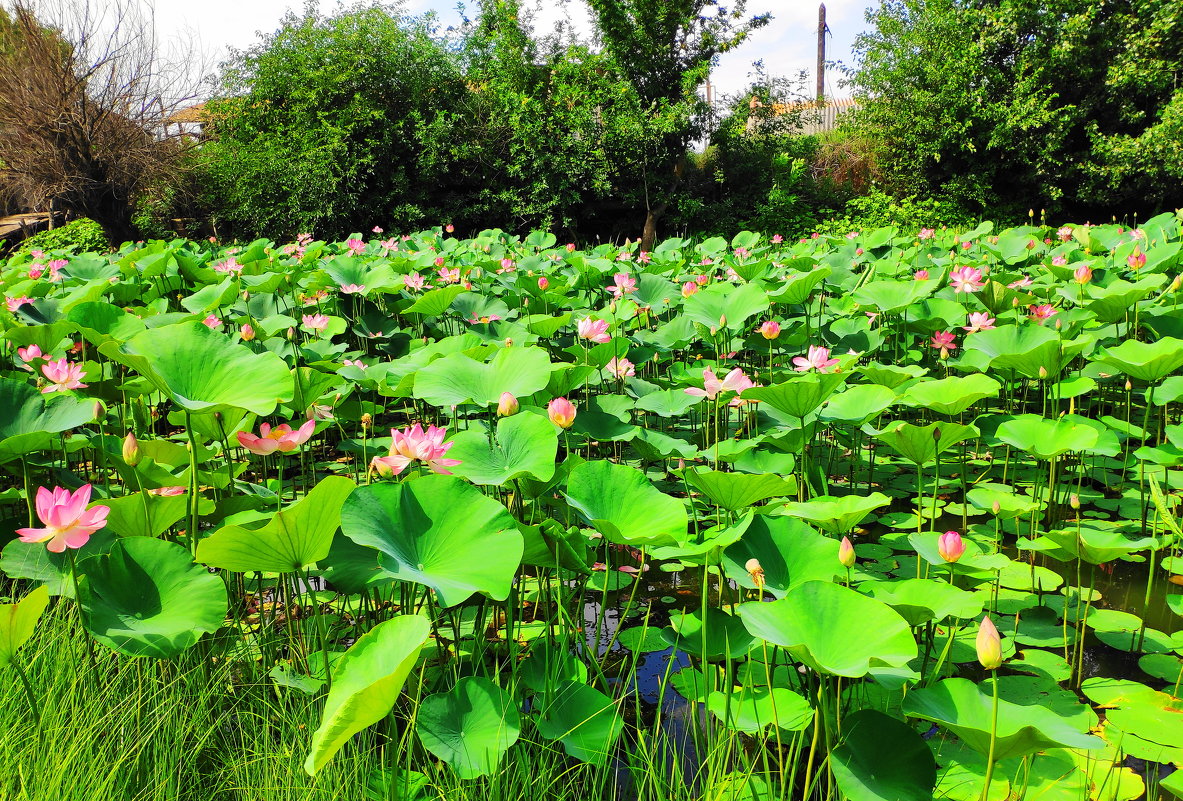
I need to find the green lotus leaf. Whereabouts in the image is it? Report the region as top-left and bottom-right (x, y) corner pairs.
(902, 374), (1001, 416)
(995, 414), (1099, 460)
(78, 538), (228, 659)
(721, 515), (840, 598)
(102, 491), (190, 539)
(0, 376), (96, 462)
(1021, 524), (1157, 565)
(682, 281), (769, 329)
(738, 581), (917, 677)
(0, 585), (49, 668)
(903, 678), (1101, 760)
(681, 468), (796, 511)
(67, 301), (146, 344)
(403, 284), (468, 315)
(778, 492), (891, 535)
(415, 677), (520, 779)
(100, 322), (294, 415)
(706, 686), (813, 734)
(863, 578), (984, 626)
(564, 460), (687, 547)
(819, 384), (897, 422)
(446, 412), (557, 486)
(875, 421), (979, 466)
(742, 372), (848, 418)
(197, 476), (357, 573)
(853, 279), (938, 312)
(831, 709), (937, 801)
(534, 681), (623, 767)
(1098, 337), (1183, 383)
(341, 476), (523, 607)
(663, 608), (754, 661)
(304, 615), (431, 775)
(412, 346), (552, 407)
(965, 324), (1084, 379)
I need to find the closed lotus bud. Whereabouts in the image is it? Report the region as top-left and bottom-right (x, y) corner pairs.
(932, 427), (941, 441)
(93, 400), (105, 420)
(976, 615), (1003, 670)
(1125, 379), (1133, 392)
(1070, 493), (1081, 510)
(992, 500), (1001, 515)
(286, 327), (296, 340)
(759, 320), (780, 340)
(548, 397), (577, 429)
(498, 392), (519, 417)
(122, 432), (140, 466)
(240, 323), (255, 341)
(1039, 366), (1048, 379)
(745, 558), (765, 590)
(839, 536), (856, 568)
(538, 276), (549, 291)
(718, 314), (727, 328)
(938, 530), (965, 563)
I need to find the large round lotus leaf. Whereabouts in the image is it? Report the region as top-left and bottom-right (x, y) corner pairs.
(830, 709), (936, 801)
(994, 414), (1099, 460)
(875, 421), (979, 466)
(519, 641), (588, 695)
(78, 537), (227, 659)
(304, 615), (431, 775)
(903, 678), (1102, 760)
(964, 324), (1077, 379)
(564, 460), (686, 547)
(742, 372), (847, 418)
(680, 468), (796, 511)
(415, 677), (520, 779)
(853, 279), (938, 312)
(737, 581), (916, 677)
(1031, 525), (1158, 565)
(100, 322), (294, 415)
(412, 346), (552, 407)
(341, 477), (522, 607)
(197, 476), (356, 572)
(902, 374), (1001, 417)
(662, 608), (754, 661)
(721, 515), (840, 599)
(1139, 653), (1183, 684)
(0, 585), (49, 668)
(706, 686), (813, 734)
(534, 680), (624, 767)
(1098, 337), (1183, 383)
(819, 384), (897, 423)
(682, 281), (769, 329)
(0, 376), (96, 462)
(778, 492), (891, 535)
(863, 578), (984, 626)
(67, 301), (146, 343)
(445, 412), (557, 486)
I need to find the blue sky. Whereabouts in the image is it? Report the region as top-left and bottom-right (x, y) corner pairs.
(156, 0), (873, 100)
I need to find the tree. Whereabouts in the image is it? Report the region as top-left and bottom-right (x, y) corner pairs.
(0, 0), (199, 244)
(583, 0), (770, 247)
(844, 0), (1183, 221)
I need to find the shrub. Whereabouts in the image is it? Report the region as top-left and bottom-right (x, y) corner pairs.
(9, 217), (109, 256)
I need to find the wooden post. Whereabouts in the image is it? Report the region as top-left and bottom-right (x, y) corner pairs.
(817, 4), (827, 103)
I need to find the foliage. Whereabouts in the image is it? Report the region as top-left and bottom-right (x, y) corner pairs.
(9, 218), (108, 257)
(813, 188), (978, 238)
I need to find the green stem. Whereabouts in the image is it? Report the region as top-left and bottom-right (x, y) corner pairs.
(981, 670), (1000, 801)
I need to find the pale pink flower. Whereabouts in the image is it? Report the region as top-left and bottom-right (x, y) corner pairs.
(1028, 304), (1057, 324)
(685, 367), (754, 399)
(1056, 226), (1073, 242)
(577, 318), (611, 344)
(930, 331), (957, 358)
(963, 312), (996, 333)
(547, 398), (577, 429)
(638, 251), (651, 264)
(918, 227), (936, 240)
(498, 258), (516, 273)
(771, 234), (784, 244)
(437, 266), (460, 284)
(792, 345), (839, 373)
(147, 486), (186, 497)
(302, 313), (330, 333)
(606, 357), (635, 378)
(1051, 255), (1067, 267)
(845, 231), (859, 240)
(1128, 249), (1146, 270)
(6, 296), (32, 312)
(696, 274), (710, 285)
(340, 283), (366, 294)
(345, 238), (366, 256)
(203, 315), (222, 330)
(371, 424), (460, 475)
(606, 272), (637, 298)
(17, 484), (109, 552)
(237, 419), (316, 456)
(342, 359), (366, 370)
(938, 530), (965, 562)
(41, 358), (87, 393)
(240, 323), (256, 342)
(1073, 265), (1093, 285)
(1008, 275), (1033, 289)
(404, 272), (426, 291)
(214, 258), (243, 274)
(17, 344), (46, 363)
(759, 320), (780, 339)
(681, 281), (699, 298)
(949, 265), (985, 293)
(372, 226), (384, 234)
(914, 269), (930, 280)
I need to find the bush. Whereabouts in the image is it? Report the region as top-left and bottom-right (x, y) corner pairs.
(812, 188), (978, 237)
(9, 217), (109, 256)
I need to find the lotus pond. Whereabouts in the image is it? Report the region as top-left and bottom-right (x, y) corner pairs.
(1, 218), (1182, 801)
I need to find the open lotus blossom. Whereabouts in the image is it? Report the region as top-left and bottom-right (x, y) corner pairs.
(930, 331), (957, 358)
(1051, 255), (1068, 267)
(203, 314), (223, 330)
(606, 357), (635, 378)
(792, 345), (839, 373)
(771, 234), (784, 243)
(237, 419), (316, 455)
(302, 313), (330, 333)
(938, 530), (966, 562)
(1008, 275), (1033, 289)
(340, 283), (365, 294)
(949, 265), (985, 293)
(437, 266), (460, 283)
(548, 397), (577, 428)
(342, 359), (366, 369)
(18, 484), (109, 552)
(17, 344), (47, 363)
(370, 423), (460, 476)
(918, 227), (936, 240)
(6, 295), (32, 312)
(963, 312), (996, 333)
(1073, 264), (1093, 284)
(685, 367), (754, 399)
(41, 358), (87, 393)
(681, 281), (699, 298)
(345, 238), (366, 255)
(914, 269), (930, 280)
(214, 258), (243, 274)
(1056, 226), (1074, 241)
(606, 272), (637, 297)
(28, 264), (44, 280)
(404, 272), (426, 290)
(1128, 249), (1146, 270)
(976, 615), (1003, 669)
(759, 320), (780, 339)
(577, 318), (611, 343)
(498, 258), (516, 273)
(1028, 304), (1057, 323)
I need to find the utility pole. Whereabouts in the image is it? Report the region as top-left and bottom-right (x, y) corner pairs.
(817, 3), (827, 103)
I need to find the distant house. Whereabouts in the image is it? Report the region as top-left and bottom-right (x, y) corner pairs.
(164, 102), (209, 141)
(745, 97), (860, 136)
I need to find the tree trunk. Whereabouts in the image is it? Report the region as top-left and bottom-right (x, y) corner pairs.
(640, 201), (668, 252)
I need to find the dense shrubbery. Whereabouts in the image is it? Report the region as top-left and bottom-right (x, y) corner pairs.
(8, 218), (108, 257)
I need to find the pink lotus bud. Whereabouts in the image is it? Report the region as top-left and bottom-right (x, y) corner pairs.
(839, 536), (856, 568)
(497, 392), (519, 417)
(759, 320), (780, 340)
(547, 397), (577, 429)
(538, 276), (549, 291)
(1073, 264), (1093, 284)
(1128, 249), (1146, 270)
(122, 432), (140, 466)
(93, 400), (105, 420)
(240, 323), (255, 341)
(938, 530), (965, 563)
(976, 615), (1003, 669)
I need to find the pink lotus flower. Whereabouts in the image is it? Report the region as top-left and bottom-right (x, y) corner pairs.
(498, 258), (516, 273)
(976, 615), (1003, 669)
(240, 323), (256, 342)
(963, 312), (996, 333)
(41, 358), (87, 393)
(548, 397), (577, 429)
(203, 315), (222, 330)
(302, 313), (329, 333)
(606, 272), (637, 298)
(918, 227), (936, 240)
(370, 423), (461, 476)
(1051, 255), (1067, 267)
(1056, 226), (1074, 242)
(340, 283), (366, 294)
(434, 256), (446, 268)
(437, 266), (460, 284)
(28, 265), (43, 280)
(1128, 249), (1146, 270)
(606, 357), (635, 378)
(6, 296), (32, 312)
(930, 331), (957, 358)
(1028, 304), (1057, 324)
(938, 530), (965, 562)
(681, 281), (699, 298)
(17, 484), (109, 552)
(147, 486), (186, 497)
(445, 224), (455, 233)
(537, 276), (549, 291)
(1008, 276), (1033, 289)
(18, 344), (47, 363)
(342, 359), (366, 370)
(237, 419), (316, 455)
(792, 345), (839, 373)
(949, 265), (985, 293)
(771, 234), (784, 244)
(759, 320), (780, 339)
(404, 272), (426, 291)
(845, 231), (859, 240)
(577, 318), (611, 344)
(638, 251), (651, 263)
(914, 269), (930, 280)
(372, 226), (384, 234)
(345, 238), (366, 256)
(565, 243), (576, 252)
(839, 536), (856, 567)
(696, 274), (710, 285)
(214, 258), (243, 274)
(497, 392), (519, 417)
(1073, 264), (1093, 285)
(685, 367), (754, 399)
